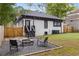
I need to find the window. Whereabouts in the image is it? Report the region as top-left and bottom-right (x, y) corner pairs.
(52, 30), (59, 34)
(53, 21), (61, 27)
(44, 20), (48, 29)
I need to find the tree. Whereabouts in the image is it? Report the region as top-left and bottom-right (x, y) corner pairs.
(27, 3), (46, 12)
(14, 6), (25, 16)
(0, 3), (15, 25)
(46, 3), (76, 18)
(14, 6), (32, 17)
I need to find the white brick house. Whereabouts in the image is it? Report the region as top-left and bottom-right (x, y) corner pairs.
(15, 11), (63, 36)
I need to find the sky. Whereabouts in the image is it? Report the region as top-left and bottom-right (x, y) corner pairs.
(74, 3), (79, 8)
(16, 3), (29, 9)
(16, 3), (43, 11)
(15, 3), (79, 11)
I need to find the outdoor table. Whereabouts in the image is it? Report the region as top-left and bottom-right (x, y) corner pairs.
(9, 37), (29, 45)
(9, 37), (34, 47)
(22, 39), (34, 47)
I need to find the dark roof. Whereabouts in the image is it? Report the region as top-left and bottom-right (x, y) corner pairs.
(15, 11), (62, 23)
(24, 11), (60, 19)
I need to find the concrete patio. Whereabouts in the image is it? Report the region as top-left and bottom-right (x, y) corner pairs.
(0, 37), (61, 56)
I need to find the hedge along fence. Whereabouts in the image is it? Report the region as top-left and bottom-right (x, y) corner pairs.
(4, 27), (23, 38)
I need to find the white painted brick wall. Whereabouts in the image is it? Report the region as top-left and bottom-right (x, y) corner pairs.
(18, 18), (63, 36)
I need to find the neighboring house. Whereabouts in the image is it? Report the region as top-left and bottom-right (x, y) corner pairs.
(64, 9), (79, 32)
(13, 11), (63, 36)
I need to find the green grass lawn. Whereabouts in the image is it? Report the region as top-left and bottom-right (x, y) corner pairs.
(32, 33), (79, 56)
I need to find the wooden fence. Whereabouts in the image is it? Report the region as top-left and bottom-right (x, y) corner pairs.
(63, 25), (74, 33)
(4, 27), (23, 38)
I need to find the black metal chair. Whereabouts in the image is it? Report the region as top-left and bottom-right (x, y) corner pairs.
(9, 40), (18, 51)
(37, 37), (48, 47)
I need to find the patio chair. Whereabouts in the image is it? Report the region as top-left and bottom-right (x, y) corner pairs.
(37, 37), (48, 47)
(9, 40), (18, 51)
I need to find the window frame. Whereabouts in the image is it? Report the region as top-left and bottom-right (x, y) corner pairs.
(53, 21), (61, 27)
(44, 20), (48, 29)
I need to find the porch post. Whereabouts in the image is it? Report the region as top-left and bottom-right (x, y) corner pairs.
(23, 19), (25, 37)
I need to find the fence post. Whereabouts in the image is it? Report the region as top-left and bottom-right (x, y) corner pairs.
(0, 25), (4, 46)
